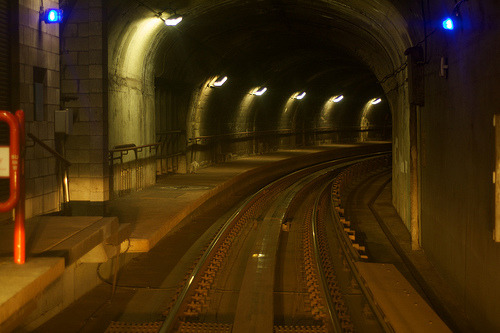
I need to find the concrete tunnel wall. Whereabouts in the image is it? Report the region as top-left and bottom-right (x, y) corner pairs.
(415, 1), (500, 330)
(106, 0), (402, 180)
(379, 1), (500, 330)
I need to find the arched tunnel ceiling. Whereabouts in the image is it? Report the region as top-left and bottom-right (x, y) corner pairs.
(107, 0), (415, 92)
(105, 0), (417, 144)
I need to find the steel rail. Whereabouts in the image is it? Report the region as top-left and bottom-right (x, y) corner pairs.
(160, 157), (335, 332)
(300, 155), (385, 331)
(328, 155), (395, 333)
(160, 152), (391, 332)
(312, 181), (343, 333)
(159, 164), (293, 332)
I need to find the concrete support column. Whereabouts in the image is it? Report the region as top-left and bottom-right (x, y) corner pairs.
(18, 0), (61, 218)
(61, 0), (108, 211)
(406, 46), (424, 250)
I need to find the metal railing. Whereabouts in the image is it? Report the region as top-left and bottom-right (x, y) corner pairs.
(108, 126), (391, 197)
(187, 126), (391, 164)
(157, 130), (184, 175)
(188, 126), (390, 144)
(27, 132), (72, 210)
(187, 129), (293, 144)
(108, 143), (159, 197)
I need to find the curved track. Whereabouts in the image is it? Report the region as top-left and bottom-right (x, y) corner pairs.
(155, 153), (392, 332)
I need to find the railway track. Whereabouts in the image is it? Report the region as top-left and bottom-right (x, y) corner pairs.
(106, 153), (392, 333)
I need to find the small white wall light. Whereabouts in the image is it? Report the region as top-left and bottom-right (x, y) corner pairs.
(164, 14), (182, 26)
(332, 95), (344, 103)
(210, 76), (228, 87)
(295, 92), (306, 100)
(251, 87), (267, 96)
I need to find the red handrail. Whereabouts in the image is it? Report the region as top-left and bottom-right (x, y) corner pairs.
(0, 110), (25, 264)
(0, 111), (21, 211)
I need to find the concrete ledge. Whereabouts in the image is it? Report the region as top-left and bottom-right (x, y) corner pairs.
(356, 262), (451, 333)
(0, 216), (120, 266)
(39, 217), (119, 265)
(0, 216), (128, 331)
(0, 257), (64, 331)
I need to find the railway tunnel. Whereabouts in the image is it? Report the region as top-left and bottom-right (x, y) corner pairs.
(0, 0), (498, 332)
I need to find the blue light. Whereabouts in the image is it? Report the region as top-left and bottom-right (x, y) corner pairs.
(44, 9), (63, 23)
(442, 17), (454, 30)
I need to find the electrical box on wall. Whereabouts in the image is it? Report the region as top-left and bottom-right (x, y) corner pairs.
(55, 109), (73, 134)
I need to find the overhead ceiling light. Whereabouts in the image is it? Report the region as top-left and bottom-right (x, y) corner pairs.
(371, 98), (382, 105)
(332, 95), (344, 103)
(164, 14), (182, 26)
(295, 92), (306, 100)
(210, 76), (227, 87)
(252, 87), (267, 96)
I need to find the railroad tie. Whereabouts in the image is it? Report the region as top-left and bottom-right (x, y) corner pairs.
(178, 322), (232, 333)
(104, 321), (162, 333)
(274, 325), (327, 333)
(192, 292), (205, 302)
(340, 218), (350, 226)
(352, 243), (364, 251)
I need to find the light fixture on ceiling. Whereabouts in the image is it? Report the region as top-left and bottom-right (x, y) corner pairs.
(371, 98), (382, 105)
(210, 76), (228, 87)
(295, 92), (306, 100)
(134, 0), (182, 26)
(331, 95), (344, 103)
(251, 87), (267, 96)
(164, 14), (182, 26)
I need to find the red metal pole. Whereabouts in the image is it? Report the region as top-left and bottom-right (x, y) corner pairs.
(0, 110), (22, 263)
(0, 111), (20, 212)
(14, 110), (25, 264)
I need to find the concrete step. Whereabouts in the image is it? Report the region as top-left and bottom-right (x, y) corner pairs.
(355, 262), (451, 333)
(0, 216), (132, 331)
(0, 257), (64, 332)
